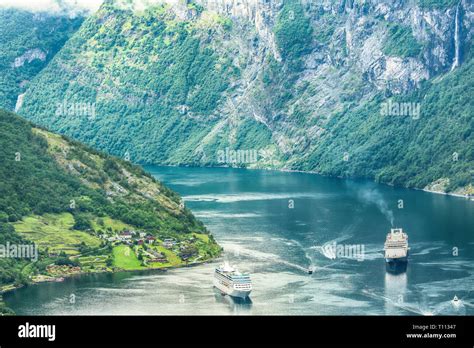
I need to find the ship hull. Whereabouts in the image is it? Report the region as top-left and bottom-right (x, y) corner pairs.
(213, 279), (251, 299)
(385, 256), (408, 263)
(385, 257), (408, 273)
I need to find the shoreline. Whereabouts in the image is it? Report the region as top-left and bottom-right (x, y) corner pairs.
(3, 165), (471, 308)
(0, 255), (222, 296)
(143, 163), (474, 201)
(418, 187), (473, 200)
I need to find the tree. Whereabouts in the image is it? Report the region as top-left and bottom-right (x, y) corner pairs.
(73, 214), (92, 231)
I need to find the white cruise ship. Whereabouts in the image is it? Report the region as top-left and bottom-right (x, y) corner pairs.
(214, 262), (252, 299)
(384, 228), (409, 272)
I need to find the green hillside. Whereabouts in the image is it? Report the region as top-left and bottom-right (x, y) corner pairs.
(294, 57), (474, 193)
(15, 0), (474, 195)
(0, 109), (220, 313)
(18, 1), (277, 166)
(0, 9), (84, 110)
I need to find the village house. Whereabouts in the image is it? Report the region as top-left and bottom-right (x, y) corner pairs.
(146, 236), (156, 245)
(149, 250), (167, 263)
(180, 252), (193, 261)
(149, 257), (167, 263)
(179, 245), (198, 261)
(120, 231), (132, 241)
(163, 239), (176, 249)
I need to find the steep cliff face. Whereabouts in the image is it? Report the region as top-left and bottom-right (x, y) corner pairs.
(0, 9), (84, 111)
(194, 0), (472, 92)
(18, 0), (474, 194)
(195, 0), (282, 56)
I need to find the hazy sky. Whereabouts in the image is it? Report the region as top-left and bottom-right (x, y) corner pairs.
(0, 0), (182, 14)
(0, 0), (104, 14)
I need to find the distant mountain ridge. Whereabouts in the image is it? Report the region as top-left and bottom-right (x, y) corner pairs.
(9, 0), (474, 195)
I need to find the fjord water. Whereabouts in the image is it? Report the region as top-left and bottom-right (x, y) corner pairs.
(5, 166), (474, 315)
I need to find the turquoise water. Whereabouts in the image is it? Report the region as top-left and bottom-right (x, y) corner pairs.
(5, 166), (474, 315)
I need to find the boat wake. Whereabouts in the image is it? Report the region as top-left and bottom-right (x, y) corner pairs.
(183, 192), (328, 203)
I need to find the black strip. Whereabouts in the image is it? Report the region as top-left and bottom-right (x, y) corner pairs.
(0, 316), (472, 347)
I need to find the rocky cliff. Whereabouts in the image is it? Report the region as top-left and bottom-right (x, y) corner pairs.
(0, 9), (84, 110)
(194, 0), (472, 87)
(16, 0), (474, 194)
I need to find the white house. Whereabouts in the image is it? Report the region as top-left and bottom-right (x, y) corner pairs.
(163, 239), (176, 249)
(121, 231), (132, 240)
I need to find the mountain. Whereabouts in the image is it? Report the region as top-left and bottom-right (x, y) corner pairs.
(16, 0), (474, 194)
(0, 108), (220, 312)
(0, 8), (84, 111)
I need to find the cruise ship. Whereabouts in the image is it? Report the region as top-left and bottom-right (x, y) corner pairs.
(384, 228), (409, 273)
(214, 262), (252, 299)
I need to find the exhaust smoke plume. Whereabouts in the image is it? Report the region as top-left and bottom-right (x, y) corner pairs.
(355, 186), (395, 226)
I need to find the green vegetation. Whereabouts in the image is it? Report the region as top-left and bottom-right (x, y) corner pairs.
(295, 57), (474, 193)
(0, 223), (32, 294)
(383, 23), (423, 58)
(0, 9), (83, 110)
(20, 3), (239, 165)
(313, 13), (336, 45)
(0, 110), (204, 234)
(274, 0), (313, 70)
(153, 245), (182, 267)
(111, 233), (222, 270)
(0, 296), (15, 315)
(112, 245), (144, 270)
(193, 233), (222, 260)
(0, 110), (93, 220)
(12, 0), (472, 197)
(13, 214), (101, 256)
(77, 255), (108, 271)
(90, 216), (134, 233)
(0, 109), (221, 312)
(417, 0), (458, 9)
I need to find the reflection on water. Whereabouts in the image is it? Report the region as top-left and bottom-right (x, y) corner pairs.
(384, 272), (407, 314)
(213, 288), (253, 315)
(4, 166), (474, 315)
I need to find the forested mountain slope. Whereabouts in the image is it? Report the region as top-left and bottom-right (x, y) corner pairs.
(0, 9), (84, 111)
(17, 0), (474, 194)
(0, 109), (219, 311)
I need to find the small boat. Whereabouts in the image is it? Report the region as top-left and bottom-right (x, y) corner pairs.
(451, 295), (461, 307)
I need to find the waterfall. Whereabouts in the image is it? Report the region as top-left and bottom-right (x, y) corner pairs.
(451, 2), (461, 71)
(14, 93), (25, 113)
